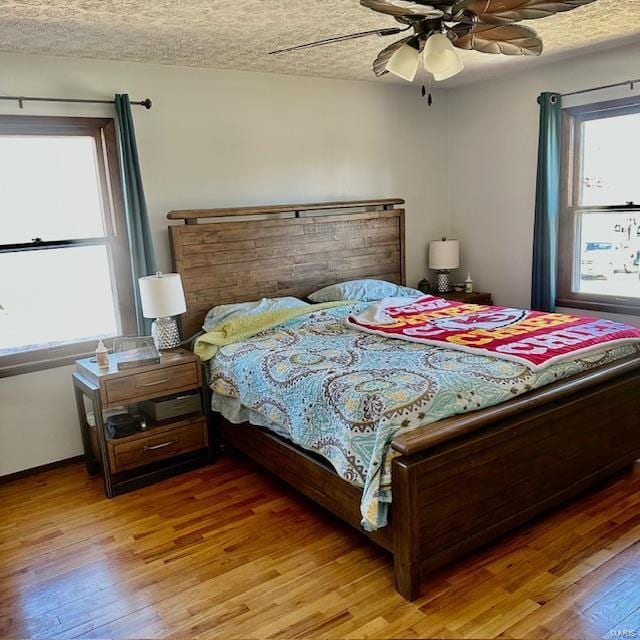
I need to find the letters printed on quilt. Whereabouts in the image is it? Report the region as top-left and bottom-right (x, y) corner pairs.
(346, 295), (640, 371)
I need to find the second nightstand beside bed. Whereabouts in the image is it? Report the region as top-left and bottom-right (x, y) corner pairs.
(72, 348), (212, 497)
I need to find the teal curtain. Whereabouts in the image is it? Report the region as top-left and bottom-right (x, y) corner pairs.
(531, 92), (562, 312)
(115, 93), (157, 335)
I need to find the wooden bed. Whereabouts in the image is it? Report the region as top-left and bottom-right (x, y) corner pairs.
(168, 199), (640, 601)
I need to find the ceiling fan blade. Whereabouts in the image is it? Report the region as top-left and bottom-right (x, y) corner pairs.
(361, 0), (444, 18)
(269, 27), (406, 55)
(454, 23), (543, 55)
(460, 0), (597, 24)
(373, 35), (417, 76)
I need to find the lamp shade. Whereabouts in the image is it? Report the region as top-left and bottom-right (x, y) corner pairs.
(423, 33), (464, 81)
(429, 239), (460, 270)
(138, 272), (187, 319)
(387, 44), (420, 82)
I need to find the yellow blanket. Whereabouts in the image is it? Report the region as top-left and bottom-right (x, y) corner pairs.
(194, 301), (350, 361)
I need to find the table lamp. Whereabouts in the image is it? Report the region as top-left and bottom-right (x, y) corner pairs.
(138, 272), (187, 350)
(429, 238), (460, 293)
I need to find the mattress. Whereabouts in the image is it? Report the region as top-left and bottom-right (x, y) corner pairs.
(207, 302), (640, 531)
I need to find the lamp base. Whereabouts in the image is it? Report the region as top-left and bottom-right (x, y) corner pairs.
(151, 317), (181, 350)
(435, 271), (451, 294)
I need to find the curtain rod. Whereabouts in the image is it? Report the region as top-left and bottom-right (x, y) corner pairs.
(0, 95), (152, 110)
(561, 78), (639, 98)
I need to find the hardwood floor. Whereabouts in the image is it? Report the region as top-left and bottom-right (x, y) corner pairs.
(1, 454), (639, 639)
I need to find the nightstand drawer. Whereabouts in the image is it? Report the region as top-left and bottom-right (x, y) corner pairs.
(108, 417), (207, 473)
(104, 362), (199, 406)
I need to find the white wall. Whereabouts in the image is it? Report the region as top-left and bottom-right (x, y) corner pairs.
(447, 41), (640, 324)
(0, 52), (449, 475)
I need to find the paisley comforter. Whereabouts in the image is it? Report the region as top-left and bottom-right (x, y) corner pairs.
(207, 302), (640, 531)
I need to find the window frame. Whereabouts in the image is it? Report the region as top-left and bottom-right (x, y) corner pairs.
(557, 95), (640, 317)
(0, 115), (136, 377)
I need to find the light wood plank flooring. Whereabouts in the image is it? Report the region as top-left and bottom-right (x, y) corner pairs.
(1, 455), (639, 639)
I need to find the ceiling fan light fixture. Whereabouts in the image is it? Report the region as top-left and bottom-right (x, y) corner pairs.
(423, 33), (464, 81)
(431, 56), (464, 81)
(386, 43), (420, 82)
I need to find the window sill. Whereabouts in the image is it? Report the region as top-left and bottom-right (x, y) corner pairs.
(0, 336), (125, 378)
(0, 351), (94, 378)
(556, 297), (640, 318)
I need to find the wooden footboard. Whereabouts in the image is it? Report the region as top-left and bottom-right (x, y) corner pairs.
(390, 355), (640, 600)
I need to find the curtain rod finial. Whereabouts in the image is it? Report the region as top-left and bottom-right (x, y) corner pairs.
(142, 98), (152, 110)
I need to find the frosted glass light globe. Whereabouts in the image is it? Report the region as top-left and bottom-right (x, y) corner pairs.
(423, 33), (464, 81)
(387, 44), (420, 82)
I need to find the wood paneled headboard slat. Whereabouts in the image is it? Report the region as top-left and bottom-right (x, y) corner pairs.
(168, 199), (406, 338)
(167, 198), (405, 222)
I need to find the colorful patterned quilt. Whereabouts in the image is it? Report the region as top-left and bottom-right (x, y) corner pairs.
(207, 303), (640, 531)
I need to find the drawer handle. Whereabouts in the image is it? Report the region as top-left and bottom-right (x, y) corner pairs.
(143, 439), (177, 451)
(139, 378), (170, 387)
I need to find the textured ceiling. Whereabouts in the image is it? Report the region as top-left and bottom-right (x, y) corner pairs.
(0, 0), (639, 85)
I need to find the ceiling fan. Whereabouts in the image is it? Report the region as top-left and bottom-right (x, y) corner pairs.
(270, 0), (598, 95)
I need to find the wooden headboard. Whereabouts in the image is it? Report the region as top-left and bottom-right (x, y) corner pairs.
(168, 199), (406, 337)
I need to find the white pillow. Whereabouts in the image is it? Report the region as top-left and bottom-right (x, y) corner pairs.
(203, 297), (309, 332)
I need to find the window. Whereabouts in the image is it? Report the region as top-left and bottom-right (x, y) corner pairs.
(0, 116), (135, 376)
(557, 96), (640, 316)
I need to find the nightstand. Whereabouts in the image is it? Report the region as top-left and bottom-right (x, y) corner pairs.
(440, 291), (493, 305)
(72, 348), (212, 497)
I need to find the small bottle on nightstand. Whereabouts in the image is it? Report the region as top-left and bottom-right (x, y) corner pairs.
(95, 340), (109, 368)
(465, 273), (474, 294)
